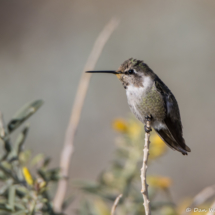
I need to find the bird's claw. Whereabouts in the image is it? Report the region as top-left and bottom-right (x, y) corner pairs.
(145, 115), (152, 133)
(145, 115), (152, 122)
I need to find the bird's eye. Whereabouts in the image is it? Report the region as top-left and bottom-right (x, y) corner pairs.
(128, 69), (134, 74)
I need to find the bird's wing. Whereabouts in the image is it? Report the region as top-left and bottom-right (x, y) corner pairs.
(155, 127), (185, 153)
(154, 77), (191, 155)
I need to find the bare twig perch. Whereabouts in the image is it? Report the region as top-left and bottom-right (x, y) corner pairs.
(53, 18), (120, 212)
(141, 118), (151, 215)
(111, 194), (122, 215)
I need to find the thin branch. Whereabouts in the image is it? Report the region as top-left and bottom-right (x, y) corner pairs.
(0, 163), (19, 183)
(140, 119), (152, 215)
(53, 17), (120, 212)
(111, 194), (122, 215)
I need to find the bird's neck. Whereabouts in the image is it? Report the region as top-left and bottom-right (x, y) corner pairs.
(126, 76), (153, 97)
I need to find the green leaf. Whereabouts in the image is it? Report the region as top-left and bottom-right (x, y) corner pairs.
(7, 126), (29, 161)
(98, 193), (118, 201)
(0, 203), (13, 211)
(8, 100), (43, 133)
(0, 209), (12, 215)
(75, 180), (117, 201)
(37, 169), (47, 181)
(77, 200), (93, 215)
(31, 153), (44, 166)
(42, 157), (51, 168)
(0, 170), (8, 180)
(8, 185), (16, 211)
(14, 202), (26, 210)
(12, 210), (27, 215)
(15, 185), (29, 198)
(62, 194), (75, 210)
(0, 179), (13, 195)
(0, 162), (19, 182)
(3, 139), (11, 154)
(37, 168), (60, 182)
(74, 180), (101, 193)
(19, 150), (31, 164)
(1, 161), (12, 171)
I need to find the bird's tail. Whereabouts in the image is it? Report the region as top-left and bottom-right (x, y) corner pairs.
(154, 128), (191, 155)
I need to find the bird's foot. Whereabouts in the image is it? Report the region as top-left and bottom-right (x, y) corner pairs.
(144, 125), (152, 133)
(145, 115), (152, 122)
(144, 115), (152, 133)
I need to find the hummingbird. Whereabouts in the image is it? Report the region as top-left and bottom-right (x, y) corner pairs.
(86, 58), (191, 155)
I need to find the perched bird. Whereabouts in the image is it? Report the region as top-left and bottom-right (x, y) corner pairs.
(86, 58), (191, 155)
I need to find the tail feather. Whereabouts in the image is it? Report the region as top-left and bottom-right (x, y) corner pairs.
(154, 128), (190, 155)
(164, 117), (191, 153)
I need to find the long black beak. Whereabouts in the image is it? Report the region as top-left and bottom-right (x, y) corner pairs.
(86, 70), (119, 74)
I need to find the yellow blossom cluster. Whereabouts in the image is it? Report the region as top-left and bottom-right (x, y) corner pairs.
(22, 167), (34, 185)
(22, 167), (46, 192)
(112, 117), (167, 159)
(148, 175), (172, 189)
(149, 134), (166, 159)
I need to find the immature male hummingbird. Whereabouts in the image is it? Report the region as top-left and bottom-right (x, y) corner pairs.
(87, 58), (191, 155)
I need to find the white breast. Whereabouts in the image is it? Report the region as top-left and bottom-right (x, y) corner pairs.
(126, 76), (153, 121)
(126, 76), (153, 96)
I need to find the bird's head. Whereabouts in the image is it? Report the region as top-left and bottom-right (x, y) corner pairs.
(86, 58), (155, 89)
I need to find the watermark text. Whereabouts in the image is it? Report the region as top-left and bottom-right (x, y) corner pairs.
(186, 207), (215, 213)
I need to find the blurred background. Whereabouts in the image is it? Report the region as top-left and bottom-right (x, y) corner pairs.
(0, 0), (215, 209)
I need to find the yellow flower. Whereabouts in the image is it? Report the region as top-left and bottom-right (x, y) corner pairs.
(149, 134), (166, 159)
(148, 175), (172, 189)
(112, 118), (128, 133)
(22, 167), (33, 185)
(113, 117), (143, 139)
(127, 120), (142, 139)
